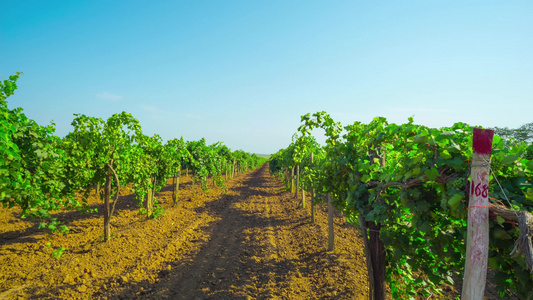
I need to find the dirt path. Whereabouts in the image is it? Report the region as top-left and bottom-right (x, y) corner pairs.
(1, 164), (368, 300)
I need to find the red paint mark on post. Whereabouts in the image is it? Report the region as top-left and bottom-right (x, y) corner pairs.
(469, 172), (489, 224)
(472, 128), (494, 155)
(472, 172), (489, 198)
(471, 181), (488, 197)
(470, 232), (487, 268)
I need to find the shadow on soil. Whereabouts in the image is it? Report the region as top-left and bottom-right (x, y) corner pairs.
(0, 175), (201, 248)
(0, 192), (142, 248)
(0, 222), (42, 247)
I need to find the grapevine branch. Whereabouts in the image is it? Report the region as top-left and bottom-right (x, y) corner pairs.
(489, 204), (533, 272)
(365, 166), (458, 191)
(108, 161), (120, 218)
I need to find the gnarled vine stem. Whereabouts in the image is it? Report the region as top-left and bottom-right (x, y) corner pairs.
(108, 161), (120, 218)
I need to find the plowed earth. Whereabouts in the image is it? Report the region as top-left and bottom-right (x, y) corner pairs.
(1, 164), (371, 300)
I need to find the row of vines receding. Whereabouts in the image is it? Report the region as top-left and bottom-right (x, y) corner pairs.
(1, 73), (266, 247)
(269, 111), (533, 299)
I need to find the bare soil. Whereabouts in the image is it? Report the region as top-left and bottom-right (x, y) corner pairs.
(1, 164), (370, 300)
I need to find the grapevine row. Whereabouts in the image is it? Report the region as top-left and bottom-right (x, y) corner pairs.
(270, 111), (533, 299)
(1, 73), (266, 242)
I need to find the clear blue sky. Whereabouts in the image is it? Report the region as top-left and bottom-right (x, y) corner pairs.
(1, 1), (532, 154)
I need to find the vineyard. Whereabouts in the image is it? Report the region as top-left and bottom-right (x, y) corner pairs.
(1, 164), (373, 299)
(269, 112), (533, 299)
(1, 73), (533, 299)
(1, 73), (265, 239)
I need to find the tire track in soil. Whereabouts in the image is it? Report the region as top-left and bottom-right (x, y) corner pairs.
(147, 165), (288, 300)
(128, 163), (368, 300)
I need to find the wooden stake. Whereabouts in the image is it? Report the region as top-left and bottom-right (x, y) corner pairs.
(291, 167), (295, 194)
(284, 168), (288, 188)
(359, 211), (374, 300)
(328, 194), (334, 251)
(103, 167), (112, 241)
(462, 128), (494, 300)
(295, 165), (300, 198)
(173, 170), (180, 206)
(310, 153), (315, 223)
(302, 183), (306, 209)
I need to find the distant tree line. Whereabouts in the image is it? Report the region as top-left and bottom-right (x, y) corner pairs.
(492, 122), (533, 144)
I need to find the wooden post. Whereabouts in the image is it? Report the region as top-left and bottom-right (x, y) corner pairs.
(295, 165), (300, 198)
(290, 167), (295, 194)
(192, 176), (196, 197)
(175, 170), (180, 204)
(103, 167), (112, 241)
(368, 220), (386, 300)
(359, 212), (374, 300)
(462, 128), (494, 300)
(146, 177), (155, 218)
(311, 153), (315, 223)
(365, 147), (387, 300)
(328, 194), (334, 251)
(302, 183), (306, 209)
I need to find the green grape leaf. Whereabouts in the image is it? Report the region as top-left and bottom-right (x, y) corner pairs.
(501, 155), (518, 165)
(488, 257), (500, 270)
(496, 216), (506, 227)
(440, 149), (452, 159)
(416, 201), (430, 212)
(446, 157), (463, 169)
(447, 194), (462, 211)
(493, 228), (512, 240)
(424, 168), (440, 181)
(419, 220), (431, 234)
